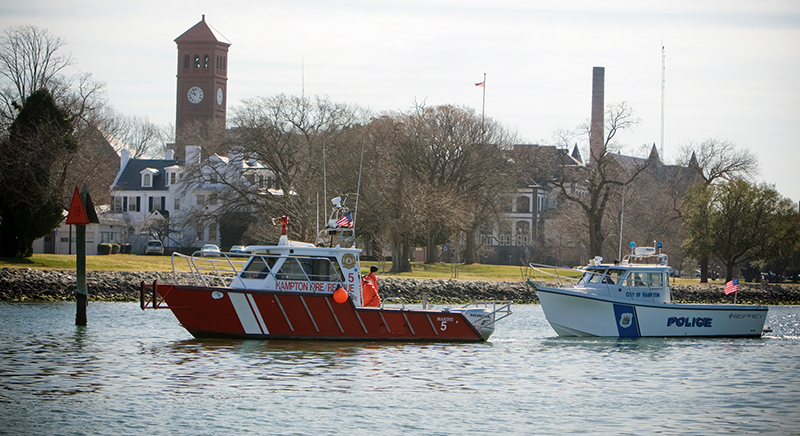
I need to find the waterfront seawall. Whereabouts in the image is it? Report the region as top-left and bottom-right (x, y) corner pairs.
(1, 268), (799, 304)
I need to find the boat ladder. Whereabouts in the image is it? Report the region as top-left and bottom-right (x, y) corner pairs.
(140, 280), (168, 310)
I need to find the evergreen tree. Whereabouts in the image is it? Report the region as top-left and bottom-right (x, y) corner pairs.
(0, 88), (77, 258)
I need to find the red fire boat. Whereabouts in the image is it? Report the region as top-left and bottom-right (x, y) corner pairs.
(141, 200), (512, 342)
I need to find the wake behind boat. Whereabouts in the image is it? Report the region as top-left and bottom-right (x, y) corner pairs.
(141, 198), (512, 342)
(527, 243), (768, 338)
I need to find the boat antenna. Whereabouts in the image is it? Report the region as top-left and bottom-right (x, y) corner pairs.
(661, 41), (665, 159)
(618, 183), (626, 260)
(353, 139), (365, 232)
(323, 141), (328, 225)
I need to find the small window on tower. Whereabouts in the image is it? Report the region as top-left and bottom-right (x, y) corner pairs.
(203, 55), (209, 69)
(194, 55), (200, 69)
(183, 54), (190, 69)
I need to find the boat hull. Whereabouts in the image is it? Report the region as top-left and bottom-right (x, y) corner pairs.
(536, 286), (768, 338)
(157, 284), (489, 342)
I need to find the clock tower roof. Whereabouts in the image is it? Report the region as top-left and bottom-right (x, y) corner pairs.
(174, 15), (231, 46)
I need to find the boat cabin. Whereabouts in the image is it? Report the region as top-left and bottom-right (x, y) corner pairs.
(577, 252), (672, 304)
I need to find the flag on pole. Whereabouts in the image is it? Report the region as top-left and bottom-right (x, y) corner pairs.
(336, 211), (353, 228)
(724, 278), (739, 295)
(475, 81), (485, 87)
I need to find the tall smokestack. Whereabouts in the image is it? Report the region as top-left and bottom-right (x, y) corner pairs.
(590, 66), (605, 164)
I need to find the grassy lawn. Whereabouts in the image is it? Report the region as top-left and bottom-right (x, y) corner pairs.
(3, 254), (532, 280)
(0, 254), (176, 272)
(2, 254), (796, 286)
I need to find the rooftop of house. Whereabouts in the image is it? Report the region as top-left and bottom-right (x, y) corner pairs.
(112, 157), (182, 192)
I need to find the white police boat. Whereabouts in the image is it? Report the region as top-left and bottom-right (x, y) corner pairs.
(528, 243), (769, 338)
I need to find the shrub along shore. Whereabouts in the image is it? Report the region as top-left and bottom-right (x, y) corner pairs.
(1, 267), (798, 305)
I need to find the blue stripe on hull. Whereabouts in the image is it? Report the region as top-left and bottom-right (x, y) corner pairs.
(613, 304), (640, 337)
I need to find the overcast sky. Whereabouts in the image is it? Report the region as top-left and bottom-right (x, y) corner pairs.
(2, 0), (798, 202)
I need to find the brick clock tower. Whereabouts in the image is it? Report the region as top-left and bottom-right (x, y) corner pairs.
(174, 15), (231, 145)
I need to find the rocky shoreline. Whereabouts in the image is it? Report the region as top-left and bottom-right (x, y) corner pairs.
(1, 267), (799, 305)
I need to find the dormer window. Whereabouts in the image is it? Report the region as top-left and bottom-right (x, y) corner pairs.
(164, 165), (181, 187)
(140, 168), (159, 188)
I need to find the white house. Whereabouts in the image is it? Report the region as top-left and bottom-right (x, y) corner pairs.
(107, 145), (274, 250)
(33, 210), (125, 255)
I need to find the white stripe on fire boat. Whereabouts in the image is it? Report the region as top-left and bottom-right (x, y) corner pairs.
(247, 293), (269, 334)
(229, 292), (267, 335)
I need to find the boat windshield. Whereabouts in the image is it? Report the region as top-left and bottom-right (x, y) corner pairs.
(240, 255), (344, 282)
(578, 268), (626, 285)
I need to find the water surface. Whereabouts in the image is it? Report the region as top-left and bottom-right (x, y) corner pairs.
(1, 302), (798, 435)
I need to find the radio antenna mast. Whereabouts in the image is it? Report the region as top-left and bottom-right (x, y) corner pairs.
(661, 42), (666, 159)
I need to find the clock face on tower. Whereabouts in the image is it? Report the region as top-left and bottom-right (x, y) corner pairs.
(217, 88), (223, 105)
(187, 86), (203, 104)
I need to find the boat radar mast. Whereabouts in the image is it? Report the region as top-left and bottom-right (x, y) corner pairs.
(316, 196), (355, 248)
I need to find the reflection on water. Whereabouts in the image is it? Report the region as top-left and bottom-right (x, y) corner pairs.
(1, 302), (799, 434)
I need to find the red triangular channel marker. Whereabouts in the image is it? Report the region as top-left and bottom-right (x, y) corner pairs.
(66, 186), (89, 225)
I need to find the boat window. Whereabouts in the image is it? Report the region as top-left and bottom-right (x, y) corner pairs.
(277, 258), (309, 281)
(273, 257), (344, 282)
(307, 258), (344, 282)
(240, 256), (278, 279)
(606, 269), (625, 284)
(588, 269), (607, 284)
(626, 273), (647, 287)
(646, 272), (664, 287)
(625, 272), (664, 287)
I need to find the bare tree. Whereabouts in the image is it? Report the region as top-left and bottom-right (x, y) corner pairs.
(552, 102), (648, 258)
(193, 94), (369, 245)
(102, 110), (169, 158)
(0, 25), (73, 127)
(677, 139), (759, 185)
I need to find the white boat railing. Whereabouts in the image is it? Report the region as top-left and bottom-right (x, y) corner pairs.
(171, 252), (247, 287)
(378, 298), (513, 328)
(527, 263), (583, 289)
(170, 251), (348, 292)
(458, 300), (514, 327)
(528, 263), (665, 303)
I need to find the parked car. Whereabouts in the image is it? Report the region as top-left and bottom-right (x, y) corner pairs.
(229, 245), (249, 256)
(144, 240), (164, 255)
(200, 244), (221, 257)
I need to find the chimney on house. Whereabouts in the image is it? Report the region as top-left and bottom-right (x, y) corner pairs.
(590, 66), (605, 164)
(185, 145), (201, 166)
(120, 148), (131, 171)
(165, 149), (175, 160)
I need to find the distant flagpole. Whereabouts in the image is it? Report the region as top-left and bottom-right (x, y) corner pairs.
(475, 72), (486, 133)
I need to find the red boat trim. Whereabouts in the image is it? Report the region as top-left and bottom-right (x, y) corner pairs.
(274, 295), (294, 332)
(324, 297), (345, 333)
(354, 308), (368, 334)
(379, 311), (391, 333)
(300, 296), (320, 332)
(402, 312), (416, 335)
(426, 313), (439, 335)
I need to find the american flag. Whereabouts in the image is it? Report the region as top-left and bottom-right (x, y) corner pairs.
(475, 82), (485, 87)
(336, 212), (353, 228)
(725, 278), (739, 295)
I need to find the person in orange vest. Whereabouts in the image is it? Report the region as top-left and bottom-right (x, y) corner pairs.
(362, 265), (381, 307)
